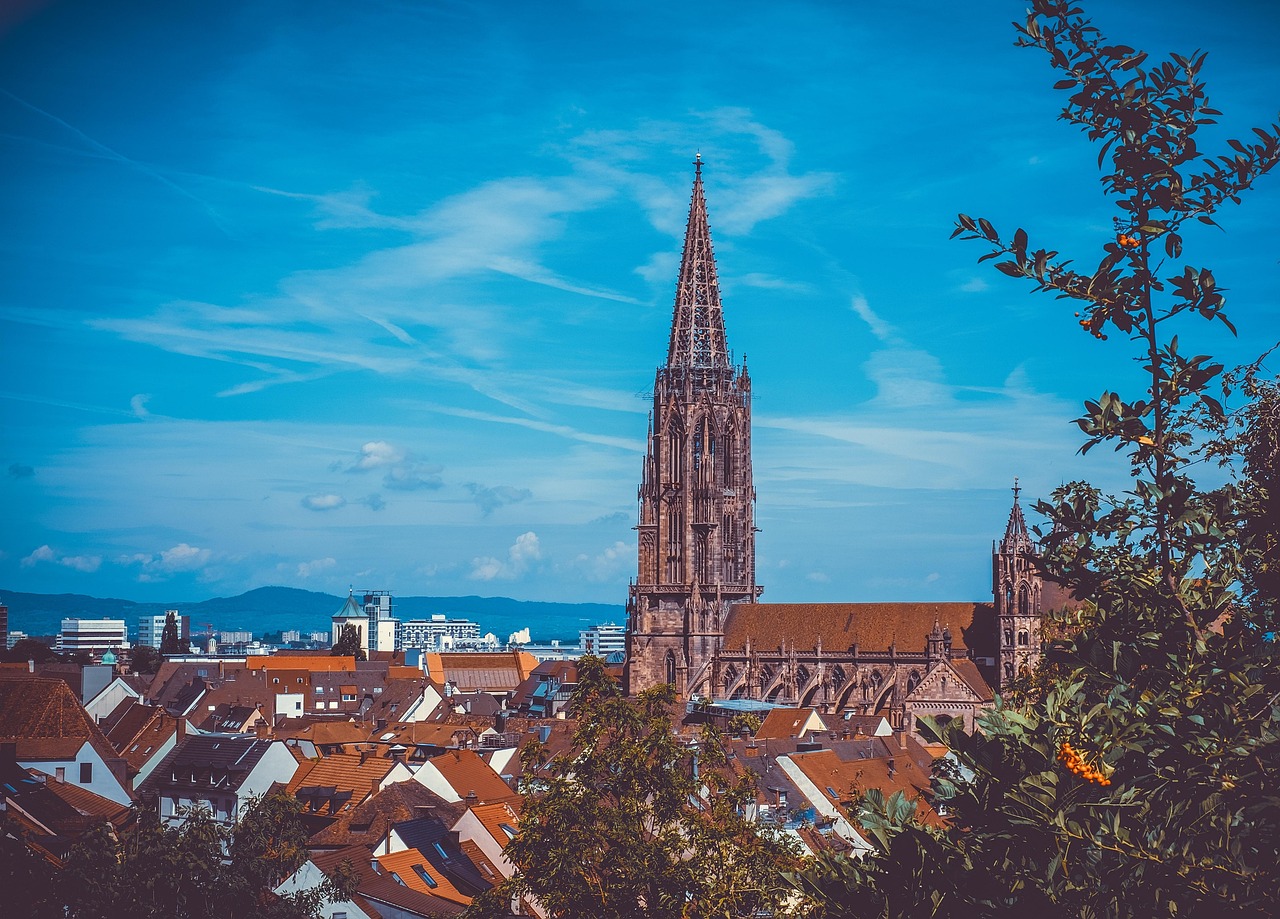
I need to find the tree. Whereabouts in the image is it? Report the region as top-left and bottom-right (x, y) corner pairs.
(330, 623), (366, 661)
(794, 2), (1280, 916)
(1, 637), (56, 664)
(45, 794), (343, 919)
(160, 610), (185, 656)
(129, 644), (164, 674)
(466, 656), (801, 918)
(0, 812), (61, 919)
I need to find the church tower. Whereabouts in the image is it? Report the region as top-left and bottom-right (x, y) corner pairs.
(993, 480), (1043, 689)
(625, 159), (760, 697)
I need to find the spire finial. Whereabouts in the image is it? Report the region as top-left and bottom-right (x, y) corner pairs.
(1012, 477), (1020, 503)
(694, 151), (702, 177)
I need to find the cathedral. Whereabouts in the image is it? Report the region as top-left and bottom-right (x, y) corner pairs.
(623, 162), (1066, 732)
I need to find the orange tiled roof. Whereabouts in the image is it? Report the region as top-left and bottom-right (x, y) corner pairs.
(756, 707), (827, 741)
(468, 799), (522, 848)
(787, 747), (945, 828)
(427, 750), (517, 804)
(723, 602), (990, 653)
(376, 848), (471, 905)
(424, 652), (538, 692)
(286, 752), (395, 814)
(458, 838), (503, 883)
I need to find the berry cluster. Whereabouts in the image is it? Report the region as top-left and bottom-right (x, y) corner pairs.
(1058, 741), (1112, 786)
(1117, 234), (1141, 249)
(1074, 311), (1108, 340)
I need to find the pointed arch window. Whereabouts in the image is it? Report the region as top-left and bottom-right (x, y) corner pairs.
(1018, 630), (1029, 646)
(1018, 584), (1031, 617)
(665, 651), (676, 686)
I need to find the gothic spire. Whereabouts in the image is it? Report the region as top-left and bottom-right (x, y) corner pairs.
(666, 155), (729, 370)
(1002, 477), (1029, 545)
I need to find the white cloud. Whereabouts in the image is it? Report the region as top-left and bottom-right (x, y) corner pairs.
(469, 531), (542, 581)
(572, 540), (632, 583)
(21, 545), (56, 567)
(115, 542), (212, 581)
(806, 571), (831, 583)
(20, 544), (101, 572)
(345, 441), (443, 491)
(297, 557), (337, 578)
(959, 277), (989, 293)
(302, 493), (346, 511)
(130, 393), (152, 418)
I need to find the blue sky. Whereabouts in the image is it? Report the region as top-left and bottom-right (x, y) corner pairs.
(2, 0), (1278, 606)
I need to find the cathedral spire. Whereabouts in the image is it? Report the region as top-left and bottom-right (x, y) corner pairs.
(1002, 477), (1029, 545)
(666, 155), (729, 370)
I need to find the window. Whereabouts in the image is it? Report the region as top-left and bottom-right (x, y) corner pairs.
(56, 767), (65, 783)
(273, 677), (280, 684)
(389, 872), (406, 887)
(341, 693), (356, 702)
(499, 823), (517, 839)
(433, 841), (449, 859)
(315, 686), (324, 694)
(315, 702), (324, 710)
(411, 864), (438, 888)
(80, 762), (92, 783)
(333, 913), (348, 919)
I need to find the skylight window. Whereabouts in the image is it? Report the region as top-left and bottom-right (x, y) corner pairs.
(499, 823), (516, 839)
(411, 864), (438, 888)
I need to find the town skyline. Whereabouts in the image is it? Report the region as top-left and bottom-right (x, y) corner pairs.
(3, 1), (1279, 606)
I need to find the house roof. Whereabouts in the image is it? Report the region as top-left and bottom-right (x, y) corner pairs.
(423, 652), (538, 693)
(0, 678), (123, 768)
(426, 750), (517, 804)
(466, 799), (522, 849)
(286, 752), (399, 817)
(137, 735), (279, 795)
(310, 844), (469, 918)
(786, 746), (945, 828)
(107, 705), (189, 773)
(306, 779), (464, 850)
(376, 848), (471, 906)
(723, 602), (992, 655)
(755, 707), (827, 741)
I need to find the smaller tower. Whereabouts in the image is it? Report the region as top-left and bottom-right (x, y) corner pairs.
(993, 479), (1043, 689)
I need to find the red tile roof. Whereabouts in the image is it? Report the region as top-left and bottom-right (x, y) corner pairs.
(723, 602), (991, 653)
(0, 678), (122, 768)
(426, 750), (517, 805)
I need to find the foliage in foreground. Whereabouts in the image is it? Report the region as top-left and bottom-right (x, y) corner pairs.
(3, 792), (346, 919)
(466, 655), (802, 919)
(795, 2), (1280, 917)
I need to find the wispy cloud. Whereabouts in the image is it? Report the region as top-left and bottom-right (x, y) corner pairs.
(302, 493), (346, 511)
(466, 483), (533, 516)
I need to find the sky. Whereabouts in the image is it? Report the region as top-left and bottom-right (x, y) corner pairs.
(2, 0), (1278, 608)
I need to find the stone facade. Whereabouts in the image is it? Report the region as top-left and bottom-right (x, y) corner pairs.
(625, 158), (760, 696)
(625, 163), (1064, 732)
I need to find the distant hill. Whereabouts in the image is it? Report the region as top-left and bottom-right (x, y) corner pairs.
(0, 586), (623, 644)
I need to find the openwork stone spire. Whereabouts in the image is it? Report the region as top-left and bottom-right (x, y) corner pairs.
(1002, 477), (1031, 547)
(627, 158), (758, 699)
(666, 155), (729, 370)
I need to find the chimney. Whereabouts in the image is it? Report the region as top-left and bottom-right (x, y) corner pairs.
(898, 727), (909, 751)
(371, 777), (381, 799)
(465, 790), (478, 805)
(254, 720), (269, 739)
(27, 659), (35, 673)
(888, 758), (897, 778)
(176, 717), (186, 742)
